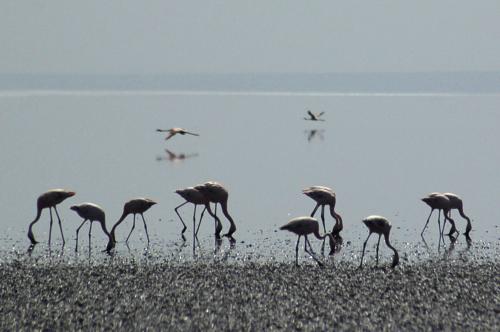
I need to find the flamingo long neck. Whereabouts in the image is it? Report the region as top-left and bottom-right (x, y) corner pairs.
(458, 208), (472, 234)
(384, 232), (399, 268)
(329, 205), (343, 234)
(100, 219), (111, 239)
(313, 228), (328, 240)
(27, 206), (43, 243)
(221, 201), (236, 236)
(110, 210), (128, 240)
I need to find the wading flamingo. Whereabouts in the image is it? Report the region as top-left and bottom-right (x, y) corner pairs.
(174, 187), (212, 241)
(303, 186), (343, 237)
(156, 128), (199, 141)
(195, 181), (236, 241)
(359, 215), (399, 268)
(106, 198), (156, 251)
(70, 203), (111, 252)
(421, 192), (458, 237)
(280, 216), (335, 266)
(304, 110), (325, 121)
(27, 189), (76, 245)
(443, 193), (472, 238)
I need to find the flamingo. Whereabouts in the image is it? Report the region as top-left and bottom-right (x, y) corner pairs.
(359, 215), (399, 268)
(280, 216), (335, 266)
(106, 198), (156, 251)
(70, 203), (111, 252)
(303, 186), (343, 237)
(174, 187), (214, 241)
(304, 110), (325, 121)
(443, 193), (472, 238)
(156, 128), (199, 141)
(194, 181), (236, 241)
(157, 149), (198, 163)
(421, 192), (458, 238)
(27, 189), (76, 245)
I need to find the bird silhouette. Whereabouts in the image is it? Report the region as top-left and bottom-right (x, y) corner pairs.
(359, 215), (399, 268)
(195, 181), (236, 241)
(421, 192), (458, 238)
(70, 202), (111, 252)
(280, 216), (335, 266)
(174, 187), (210, 241)
(304, 129), (325, 142)
(106, 198), (156, 251)
(303, 186), (343, 238)
(27, 189), (76, 245)
(304, 110), (325, 121)
(156, 128), (199, 141)
(442, 193), (472, 239)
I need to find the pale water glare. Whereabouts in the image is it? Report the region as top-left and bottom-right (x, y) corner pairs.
(0, 92), (499, 262)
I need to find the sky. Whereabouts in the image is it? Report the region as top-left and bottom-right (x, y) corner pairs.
(1, 1), (500, 74)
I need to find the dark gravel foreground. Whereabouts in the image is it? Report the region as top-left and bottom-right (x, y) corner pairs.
(1, 259), (498, 331)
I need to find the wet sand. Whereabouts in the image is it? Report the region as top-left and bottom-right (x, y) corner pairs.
(0, 258), (498, 331)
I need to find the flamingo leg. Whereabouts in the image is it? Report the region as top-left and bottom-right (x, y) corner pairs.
(174, 201), (188, 236)
(304, 236), (323, 267)
(126, 214), (136, 243)
(88, 221), (93, 252)
(49, 208), (54, 246)
(295, 235), (301, 266)
(140, 213), (150, 244)
(53, 206), (65, 245)
(376, 234), (382, 266)
(195, 206), (206, 238)
(444, 210), (457, 236)
(420, 208), (434, 237)
(75, 219), (87, 252)
(359, 232), (372, 269)
(320, 205), (326, 255)
(192, 204), (197, 254)
(205, 203), (222, 239)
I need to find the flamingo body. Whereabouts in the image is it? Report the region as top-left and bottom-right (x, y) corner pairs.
(174, 187), (209, 239)
(70, 203), (110, 251)
(442, 192), (472, 237)
(359, 215), (399, 268)
(156, 127), (199, 141)
(303, 186), (343, 236)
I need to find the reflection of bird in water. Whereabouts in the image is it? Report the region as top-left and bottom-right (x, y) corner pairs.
(442, 193), (472, 239)
(106, 198), (157, 251)
(70, 203), (111, 252)
(304, 129), (325, 142)
(156, 149), (199, 162)
(28, 189), (76, 245)
(421, 192), (458, 238)
(304, 110), (325, 121)
(359, 215), (399, 268)
(280, 216), (335, 266)
(194, 181), (237, 241)
(156, 128), (199, 141)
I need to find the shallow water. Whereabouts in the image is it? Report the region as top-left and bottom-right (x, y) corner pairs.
(1, 91), (499, 262)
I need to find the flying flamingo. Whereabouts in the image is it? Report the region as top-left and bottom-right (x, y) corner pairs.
(303, 186), (343, 237)
(421, 192), (458, 238)
(443, 193), (472, 238)
(280, 216), (335, 266)
(194, 181), (236, 241)
(106, 198), (156, 251)
(156, 128), (199, 141)
(359, 215), (399, 268)
(27, 189), (76, 245)
(70, 203), (111, 252)
(304, 110), (325, 121)
(174, 187), (218, 241)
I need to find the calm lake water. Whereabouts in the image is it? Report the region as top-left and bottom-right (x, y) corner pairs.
(0, 91), (499, 262)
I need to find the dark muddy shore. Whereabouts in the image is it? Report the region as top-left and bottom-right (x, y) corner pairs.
(0, 258), (498, 331)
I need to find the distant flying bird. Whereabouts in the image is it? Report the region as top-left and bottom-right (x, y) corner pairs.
(27, 189), (76, 245)
(195, 181), (236, 241)
(421, 192), (458, 238)
(156, 128), (199, 141)
(280, 216), (335, 266)
(359, 215), (399, 268)
(304, 110), (325, 121)
(442, 193), (472, 238)
(106, 198), (157, 251)
(70, 203), (110, 252)
(174, 187), (209, 241)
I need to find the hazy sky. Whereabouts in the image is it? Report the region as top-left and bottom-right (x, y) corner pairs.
(2, 1), (500, 74)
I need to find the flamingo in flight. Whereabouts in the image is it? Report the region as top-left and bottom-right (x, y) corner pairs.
(304, 110), (325, 121)
(156, 128), (199, 141)
(359, 215), (399, 268)
(70, 202), (111, 252)
(443, 193), (472, 239)
(174, 187), (216, 241)
(303, 186), (343, 252)
(195, 181), (236, 241)
(421, 192), (458, 238)
(27, 189), (76, 245)
(106, 198), (157, 251)
(280, 216), (335, 266)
